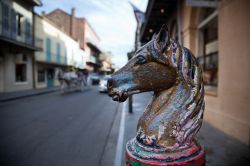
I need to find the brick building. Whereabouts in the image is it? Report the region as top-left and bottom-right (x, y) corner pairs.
(44, 8), (102, 72)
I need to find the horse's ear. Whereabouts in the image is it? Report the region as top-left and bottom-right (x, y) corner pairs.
(155, 24), (170, 53)
(152, 33), (157, 40)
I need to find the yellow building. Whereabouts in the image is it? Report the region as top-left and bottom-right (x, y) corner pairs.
(34, 14), (86, 88)
(100, 51), (114, 75)
(140, 0), (250, 145)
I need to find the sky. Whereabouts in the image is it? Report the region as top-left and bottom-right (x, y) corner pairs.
(35, 0), (148, 68)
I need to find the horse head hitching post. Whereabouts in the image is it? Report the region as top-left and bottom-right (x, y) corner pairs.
(108, 24), (205, 165)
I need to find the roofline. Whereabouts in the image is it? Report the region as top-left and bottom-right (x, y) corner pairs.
(46, 8), (70, 17)
(35, 13), (79, 43)
(45, 9), (101, 42)
(84, 19), (101, 42)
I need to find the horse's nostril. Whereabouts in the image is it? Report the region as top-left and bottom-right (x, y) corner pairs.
(107, 78), (113, 88)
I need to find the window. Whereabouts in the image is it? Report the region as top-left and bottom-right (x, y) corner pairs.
(56, 42), (61, 63)
(37, 69), (45, 82)
(197, 9), (218, 90)
(46, 38), (51, 62)
(2, 2), (10, 35)
(15, 64), (27, 82)
(64, 48), (67, 64)
(17, 13), (23, 36)
(11, 9), (16, 38)
(22, 54), (27, 61)
(25, 19), (32, 44)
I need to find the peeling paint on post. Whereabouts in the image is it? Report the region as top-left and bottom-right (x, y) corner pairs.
(108, 24), (205, 165)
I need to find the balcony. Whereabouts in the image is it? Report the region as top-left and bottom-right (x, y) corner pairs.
(0, 21), (36, 51)
(36, 51), (68, 65)
(86, 55), (102, 68)
(27, 0), (42, 6)
(35, 37), (43, 51)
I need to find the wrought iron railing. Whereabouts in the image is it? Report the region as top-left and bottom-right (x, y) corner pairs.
(0, 20), (33, 47)
(34, 37), (43, 50)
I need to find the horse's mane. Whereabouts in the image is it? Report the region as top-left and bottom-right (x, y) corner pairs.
(165, 39), (205, 146)
(138, 39), (205, 148)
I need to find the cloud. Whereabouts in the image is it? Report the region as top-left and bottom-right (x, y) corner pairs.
(35, 0), (148, 68)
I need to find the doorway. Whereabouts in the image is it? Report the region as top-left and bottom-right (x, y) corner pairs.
(47, 68), (54, 88)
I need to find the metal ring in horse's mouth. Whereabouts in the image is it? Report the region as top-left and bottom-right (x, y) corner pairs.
(110, 91), (128, 102)
(110, 90), (141, 102)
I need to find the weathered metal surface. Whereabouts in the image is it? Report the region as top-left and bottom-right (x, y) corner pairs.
(108, 24), (205, 165)
(126, 138), (205, 166)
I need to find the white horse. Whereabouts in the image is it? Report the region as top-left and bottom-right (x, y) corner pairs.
(55, 68), (86, 94)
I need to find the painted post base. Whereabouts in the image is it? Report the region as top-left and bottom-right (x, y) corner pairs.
(126, 138), (205, 166)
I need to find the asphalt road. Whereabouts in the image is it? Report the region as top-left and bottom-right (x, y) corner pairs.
(0, 87), (120, 166)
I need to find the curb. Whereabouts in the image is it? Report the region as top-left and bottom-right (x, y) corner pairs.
(0, 86), (93, 103)
(114, 100), (127, 166)
(0, 88), (59, 103)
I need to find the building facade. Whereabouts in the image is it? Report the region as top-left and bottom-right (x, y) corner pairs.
(34, 14), (86, 89)
(140, 0), (250, 145)
(44, 8), (102, 72)
(0, 0), (41, 92)
(99, 51), (114, 75)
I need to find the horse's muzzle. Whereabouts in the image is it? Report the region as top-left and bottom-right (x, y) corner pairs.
(107, 77), (128, 102)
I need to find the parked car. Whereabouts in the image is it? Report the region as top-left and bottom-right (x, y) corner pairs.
(98, 75), (111, 92)
(89, 73), (100, 85)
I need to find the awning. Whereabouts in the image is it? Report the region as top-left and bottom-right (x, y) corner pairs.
(86, 61), (102, 68)
(87, 42), (102, 54)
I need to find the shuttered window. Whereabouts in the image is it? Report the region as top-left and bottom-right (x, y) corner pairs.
(64, 48), (67, 65)
(25, 19), (32, 44)
(11, 9), (16, 39)
(46, 38), (51, 62)
(2, 2), (10, 36)
(56, 42), (61, 63)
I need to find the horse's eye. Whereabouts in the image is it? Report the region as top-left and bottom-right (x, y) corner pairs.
(136, 55), (146, 64)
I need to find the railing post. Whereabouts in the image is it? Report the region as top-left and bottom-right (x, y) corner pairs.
(108, 24), (206, 166)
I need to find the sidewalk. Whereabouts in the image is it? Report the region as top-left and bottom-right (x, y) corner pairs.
(120, 92), (250, 166)
(0, 87), (60, 102)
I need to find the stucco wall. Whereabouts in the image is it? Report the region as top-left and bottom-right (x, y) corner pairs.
(205, 0), (250, 145)
(34, 63), (47, 89)
(35, 15), (84, 67)
(181, 2), (197, 53)
(2, 52), (33, 92)
(181, 0), (250, 145)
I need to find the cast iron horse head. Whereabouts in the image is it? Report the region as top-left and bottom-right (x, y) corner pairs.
(108, 25), (204, 149)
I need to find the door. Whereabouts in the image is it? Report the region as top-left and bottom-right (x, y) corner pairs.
(47, 69), (54, 87)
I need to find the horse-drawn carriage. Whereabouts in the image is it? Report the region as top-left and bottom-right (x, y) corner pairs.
(55, 68), (87, 95)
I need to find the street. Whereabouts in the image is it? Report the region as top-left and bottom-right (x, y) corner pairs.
(0, 87), (120, 166)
